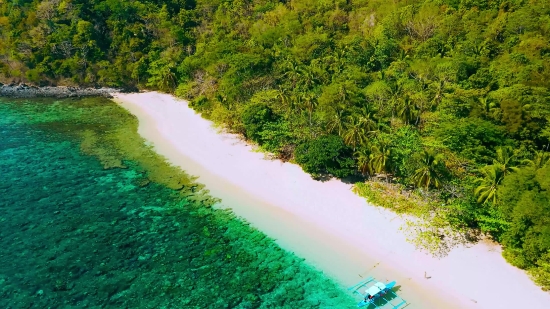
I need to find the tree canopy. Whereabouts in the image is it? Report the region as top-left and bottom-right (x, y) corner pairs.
(2, 0), (550, 289)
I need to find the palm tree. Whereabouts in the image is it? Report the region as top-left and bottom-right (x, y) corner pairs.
(471, 40), (488, 57)
(474, 165), (505, 204)
(338, 84), (348, 104)
(280, 59), (302, 88)
(411, 149), (446, 189)
(343, 115), (367, 151)
(396, 96), (419, 125)
(357, 106), (379, 134)
(276, 89), (293, 113)
(429, 79), (445, 106)
(355, 147), (372, 175)
(332, 50), (347, 75)
(478, 97), (500, 121)
(493, 146), (519, 176)
(388, 81), (403, 120)
(533, 151), (550, 169)
(522, 151), (550, 170)
(298, 66), (318, 90)
(301, 92), (318, 129)
(327, 108), (347, 137)
(369, 144), (391, 174)
(365, 81), (392, 117)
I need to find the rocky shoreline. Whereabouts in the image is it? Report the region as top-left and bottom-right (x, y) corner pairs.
(0, 83), (122, 98)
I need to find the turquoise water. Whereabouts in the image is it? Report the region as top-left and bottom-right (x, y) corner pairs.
(0, 98), (355, 308)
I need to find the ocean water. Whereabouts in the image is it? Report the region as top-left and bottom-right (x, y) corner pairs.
(0, 98), (356, 308)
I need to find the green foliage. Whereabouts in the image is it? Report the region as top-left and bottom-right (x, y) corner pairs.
(497, 162), (550, 289)
(25, 69), (41, 83)
(411, 149), (448, 189)
(241, 103), (277, 144)
(474, 206), (510, 237)
(435, 117), (509, 164)
(294, 135), (355, 179)
(4, 0), (550, 290)
(257, 121), (293, 156)
(386, 126), (423, 179)
(529, 252), (550, 291)
(147, 57), (178, 92)
(0, 0), (193, 87)
(353, 182), (426, 214)
(354, 181), (471, 257)
(492, 146), (520, 176)
(474, 165), (504, 204)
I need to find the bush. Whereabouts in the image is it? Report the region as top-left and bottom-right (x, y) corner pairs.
(353, 182), (424, 214)
(294, 135), (355, 179)
(436, 117), (509, 164)
(25, 69), (41, 82)
(257, 121), (293, 156)
(241, 103), (277, 143)
(384, 127), (423, 178)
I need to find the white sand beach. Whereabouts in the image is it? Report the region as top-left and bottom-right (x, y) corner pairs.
(114, 92), (550, 309)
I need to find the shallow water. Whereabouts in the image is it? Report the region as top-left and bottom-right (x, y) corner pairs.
(0, 98), (355, 308)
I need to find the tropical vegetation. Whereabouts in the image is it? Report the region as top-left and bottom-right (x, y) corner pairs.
(1, 0), (550, 289)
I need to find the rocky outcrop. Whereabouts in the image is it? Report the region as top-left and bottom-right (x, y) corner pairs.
(0, 83), (121, 98)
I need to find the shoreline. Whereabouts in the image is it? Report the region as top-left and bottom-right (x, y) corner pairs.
(0, 83), (121, 98)
(114, 91), (550, 309)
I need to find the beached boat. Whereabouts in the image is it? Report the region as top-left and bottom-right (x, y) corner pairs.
(348, 277), (407, 308)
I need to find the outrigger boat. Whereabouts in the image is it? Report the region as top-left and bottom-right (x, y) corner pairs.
(348, 277), (407, 308)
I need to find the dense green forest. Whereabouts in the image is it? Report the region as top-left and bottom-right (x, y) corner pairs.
(1, 0), (550, 289)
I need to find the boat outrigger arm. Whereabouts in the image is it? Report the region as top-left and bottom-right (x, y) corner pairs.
(348, 277), (407, 308)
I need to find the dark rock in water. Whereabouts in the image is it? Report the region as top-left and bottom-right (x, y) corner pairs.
(0, 83), (122, 98)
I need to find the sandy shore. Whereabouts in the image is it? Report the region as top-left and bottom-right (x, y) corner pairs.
(114, 92), (550, 309)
